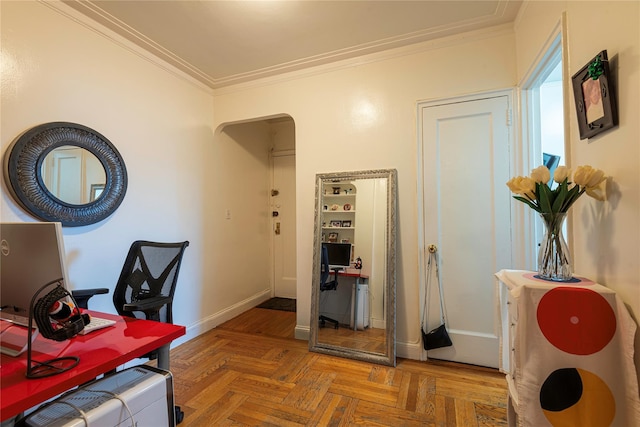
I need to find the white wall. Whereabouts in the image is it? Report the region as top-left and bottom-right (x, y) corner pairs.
(353, 178), (388, 327)
(0, 1), (268, 345)
(210, 121), (273, 309)
(212, 28), (517, 356)
(4, 0), (636, 369)
(1, 1), (516, 357)
(514, 0), (640, 383)
(270, 119), (296, 153)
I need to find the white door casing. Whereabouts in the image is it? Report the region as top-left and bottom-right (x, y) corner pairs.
(418, 92), (513, 368)
(272, 152), (297, 299)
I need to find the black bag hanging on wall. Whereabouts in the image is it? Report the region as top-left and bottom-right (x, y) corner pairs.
(421, 245), (453, 350)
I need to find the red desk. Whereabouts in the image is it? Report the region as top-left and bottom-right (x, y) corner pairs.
(0, 311), (185, 422)
(331, 270), (369, 280)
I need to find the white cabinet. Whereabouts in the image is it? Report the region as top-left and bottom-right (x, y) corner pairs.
(495, 270), (640, 427)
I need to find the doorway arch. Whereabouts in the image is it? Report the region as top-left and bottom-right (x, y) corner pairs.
(213, 114), (297, 315)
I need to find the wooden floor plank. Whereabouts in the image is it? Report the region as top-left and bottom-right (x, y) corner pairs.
(167, 307), (508, 426)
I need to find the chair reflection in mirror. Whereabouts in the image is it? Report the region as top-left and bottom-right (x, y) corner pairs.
(319, 245), (339, 329)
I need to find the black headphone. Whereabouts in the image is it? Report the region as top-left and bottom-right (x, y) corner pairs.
(33, 285), (86, 341)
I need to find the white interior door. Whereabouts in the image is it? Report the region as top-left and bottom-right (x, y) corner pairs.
(272, 153), (297, 299)
(47, 147), (84, 204)
(420, 93), (513, 368)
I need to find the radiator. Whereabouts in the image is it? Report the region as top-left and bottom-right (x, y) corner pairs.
(23, 365), (175, 427)
(355, 284), (370, 330)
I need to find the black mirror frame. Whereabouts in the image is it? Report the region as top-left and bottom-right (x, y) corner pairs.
(3, 122), (127, 227)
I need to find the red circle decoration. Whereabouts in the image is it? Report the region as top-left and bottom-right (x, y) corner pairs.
(537, 287), (616, 355)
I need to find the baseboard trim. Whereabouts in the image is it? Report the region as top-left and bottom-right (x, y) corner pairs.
(294, 325), (310, 341)
(172, 289), (271, 347)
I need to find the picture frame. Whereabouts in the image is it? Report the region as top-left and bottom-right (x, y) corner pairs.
(571, 50), (617, 140)
(329, 220), (342, 228)
(341, 220), (352, 227)
(328, 232), (338, 243)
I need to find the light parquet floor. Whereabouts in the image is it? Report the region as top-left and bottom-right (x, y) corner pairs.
(169, 308), (508, 426)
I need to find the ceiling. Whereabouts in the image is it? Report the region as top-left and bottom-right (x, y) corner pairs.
(63, 0), (523, 89)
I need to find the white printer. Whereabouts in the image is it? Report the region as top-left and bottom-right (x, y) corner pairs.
(22, 365), (176, 427)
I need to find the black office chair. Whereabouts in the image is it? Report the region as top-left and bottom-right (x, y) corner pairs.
(319, 244), (339, 329)
(72, 240), (189, 424)
(113, 240), (189, 327)
(73, 240), (189, 330)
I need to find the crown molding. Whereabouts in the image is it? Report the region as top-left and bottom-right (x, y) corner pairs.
(213, 24), (514, 96)
(57, 0), (517, 91)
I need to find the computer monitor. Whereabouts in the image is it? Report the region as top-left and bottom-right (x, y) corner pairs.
(0, 222), (70, 327)
(323, 242), (352, 270)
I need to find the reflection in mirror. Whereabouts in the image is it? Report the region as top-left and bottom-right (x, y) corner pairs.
(310, 169), (397, 366)
(41, 146), (106, 205)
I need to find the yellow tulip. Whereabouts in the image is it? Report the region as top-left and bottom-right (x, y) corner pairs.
(530, 166), (550, 184)
(574, 165), (606, 189)
(506, 176), (536, 199)
(586, 180), (607, 201)
(553, 166), (571, 183)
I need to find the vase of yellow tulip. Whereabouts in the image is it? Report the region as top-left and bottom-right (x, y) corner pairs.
(537, 211), (571, 281)
(507, 164), (606, 281)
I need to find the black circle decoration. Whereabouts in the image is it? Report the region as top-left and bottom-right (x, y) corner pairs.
(539, 368), (583, 412)
(540, 367), (616, 426)
(3, 122), (127, 227)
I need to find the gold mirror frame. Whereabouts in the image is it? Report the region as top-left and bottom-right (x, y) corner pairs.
(309, 169), (397, 366)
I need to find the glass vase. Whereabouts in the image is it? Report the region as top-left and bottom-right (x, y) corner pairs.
(537, 212), (572, 281)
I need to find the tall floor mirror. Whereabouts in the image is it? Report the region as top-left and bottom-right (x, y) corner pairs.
(309, 169), (397, 366)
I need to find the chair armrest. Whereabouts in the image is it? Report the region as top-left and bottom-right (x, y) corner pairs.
(71, 288), (109, 309)
(122, 296), (173, 313)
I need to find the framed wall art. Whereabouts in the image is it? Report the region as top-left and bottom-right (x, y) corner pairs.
(571, 50), (617, 140)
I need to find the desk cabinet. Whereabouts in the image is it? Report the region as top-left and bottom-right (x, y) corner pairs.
(319, 272), (368, 330)
(495, 270), (640, 426)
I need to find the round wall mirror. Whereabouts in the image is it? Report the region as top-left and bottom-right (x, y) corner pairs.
(3, 122), (127, 227)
